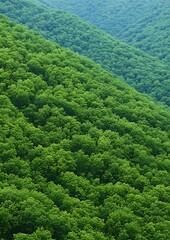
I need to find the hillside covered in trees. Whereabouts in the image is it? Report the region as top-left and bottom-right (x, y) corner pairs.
(39, 0), (170, 66)
(0, 15), (170, 240)
(0, 0), (170, 107)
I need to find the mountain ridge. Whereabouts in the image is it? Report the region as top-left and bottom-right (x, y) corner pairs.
(0, 0), (170, 107)
(39, 0), (170, 66)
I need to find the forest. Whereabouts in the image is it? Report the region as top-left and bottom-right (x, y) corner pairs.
(39, 0), (170, 66)
(0, 0), (170, 107)
(0, 0), (170, 240)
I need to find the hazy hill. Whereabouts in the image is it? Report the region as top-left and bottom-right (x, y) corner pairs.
(39, 0), (170, 66)
(0, 0), (170, 107)
(0, 15), (170, 239)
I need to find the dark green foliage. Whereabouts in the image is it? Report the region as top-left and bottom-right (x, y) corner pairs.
(0, 15), (170, 239)
(39, 0), (170, 66)
(0, 0), (170, 107)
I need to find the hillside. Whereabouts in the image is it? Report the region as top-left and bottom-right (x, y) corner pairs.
(0, 15), (170, 240)
(39, 0), (170, 66)
(0, 0), (170, 107)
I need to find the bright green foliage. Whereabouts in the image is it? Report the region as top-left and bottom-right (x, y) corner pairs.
(39, 0), (170, 66)
(0, 15), (170, 239)
(14, 228), (54, 240)
(0, 0), (170, 107)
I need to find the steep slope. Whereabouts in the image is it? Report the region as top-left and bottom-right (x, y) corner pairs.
(39, 0), (170, 66)
(0, 15), (170, 240)
(118, 2), (170, 66)
(0, 0), (170, 107)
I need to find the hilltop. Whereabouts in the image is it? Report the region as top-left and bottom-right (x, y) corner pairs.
(39, 0), (170, 66)
(0, 0), (170, 107)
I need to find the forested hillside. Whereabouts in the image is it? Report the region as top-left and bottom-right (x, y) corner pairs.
(39, 0), (170, 66)
(0, 15), (170, 240)
(0, 0), (170, 107)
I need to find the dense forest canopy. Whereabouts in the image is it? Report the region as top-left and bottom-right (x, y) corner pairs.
(0, 15), (170, 239)
(39, 0), (170, 66)
(0, 0), (170, 107)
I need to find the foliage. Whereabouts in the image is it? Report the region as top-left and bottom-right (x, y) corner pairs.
(39, 0), (170, 66)
(0, 15), (170, 239)
(0, 0), (170, 107)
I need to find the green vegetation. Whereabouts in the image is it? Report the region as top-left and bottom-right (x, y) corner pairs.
(0, 15), (170, 239)
(117, 1), (170, 66)
(40, 0), (170, 66)
(0, 0), (170, 107)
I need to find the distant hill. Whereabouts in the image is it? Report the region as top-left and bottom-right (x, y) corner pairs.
(0, 15), (170, 240)
(0, 0), (170, 107)
(39, 0), (170, 66)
